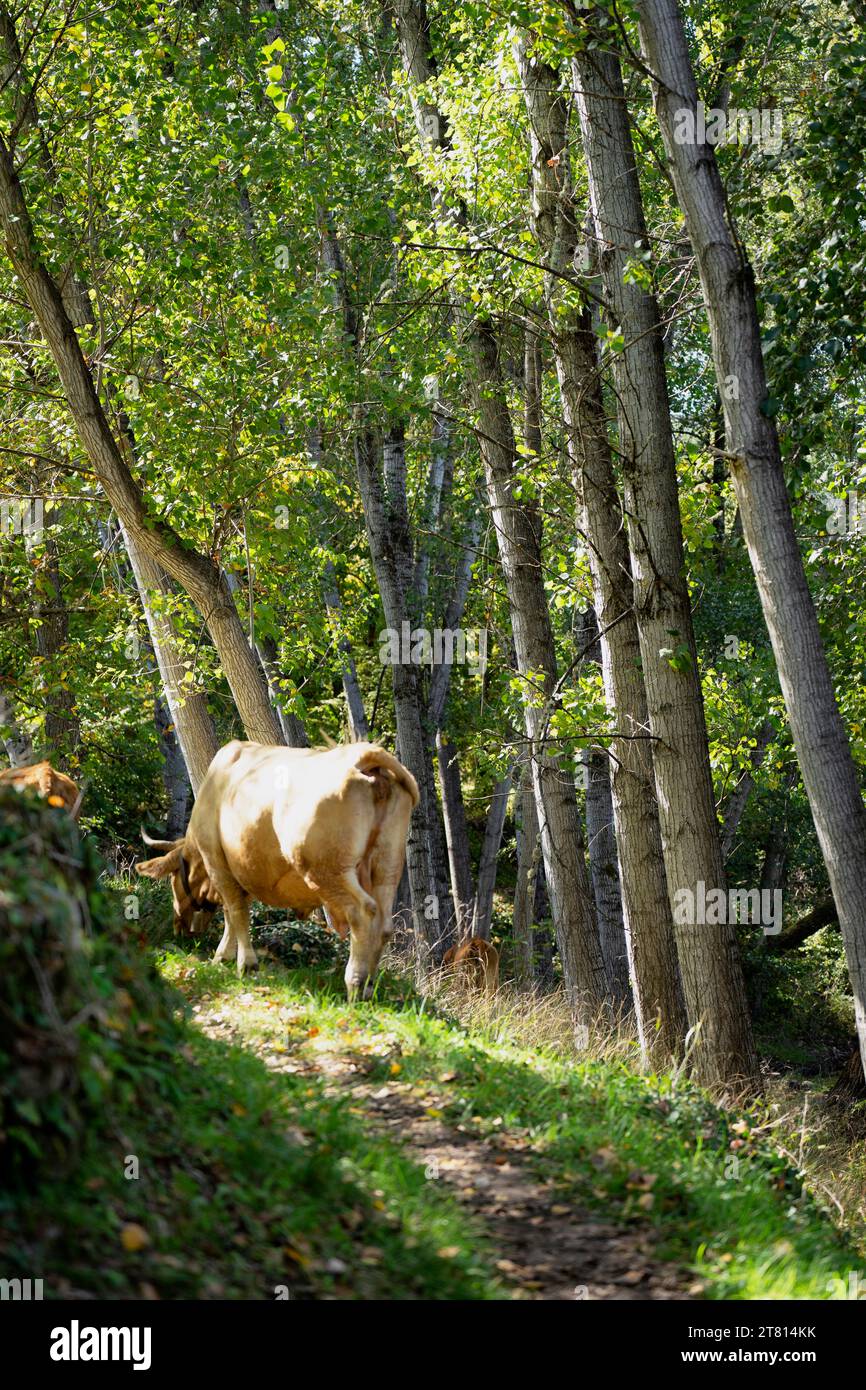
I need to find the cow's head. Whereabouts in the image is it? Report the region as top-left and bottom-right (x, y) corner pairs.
(136, 830), (219, 935)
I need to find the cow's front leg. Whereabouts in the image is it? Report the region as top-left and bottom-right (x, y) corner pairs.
(213, 920), (237, 965)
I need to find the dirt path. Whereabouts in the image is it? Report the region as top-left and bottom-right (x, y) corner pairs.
(193, 991), (692, 1301)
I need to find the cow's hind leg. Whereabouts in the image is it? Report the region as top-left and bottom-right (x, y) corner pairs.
(213, 919), (238, 965)
(318, 871), (378, 1000)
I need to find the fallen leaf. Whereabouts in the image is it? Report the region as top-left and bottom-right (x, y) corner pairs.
(120, 1223), (150, 1253)
(592, 1145), (618, 1168)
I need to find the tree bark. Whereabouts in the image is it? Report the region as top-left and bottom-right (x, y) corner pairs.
(638, 0), (866, 1079)
(570, 37), (757, 1085)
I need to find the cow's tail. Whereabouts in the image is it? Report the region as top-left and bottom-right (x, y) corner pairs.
(355, 747), (420, 807)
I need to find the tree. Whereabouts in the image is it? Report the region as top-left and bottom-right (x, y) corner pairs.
(518, 38), (686, 1063)
(637, 0), (866, 1077)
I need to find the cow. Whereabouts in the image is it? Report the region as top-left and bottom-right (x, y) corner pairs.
(0, 760), (80, 816)
(441, 937), (500, 994)
(136, 740), (419, 1000)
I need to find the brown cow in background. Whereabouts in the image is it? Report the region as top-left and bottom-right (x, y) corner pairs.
(0, 760), (80, 817)
(442, 937), (500, 994)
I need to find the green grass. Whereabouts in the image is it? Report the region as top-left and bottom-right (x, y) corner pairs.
(3, 945), (863, 1300)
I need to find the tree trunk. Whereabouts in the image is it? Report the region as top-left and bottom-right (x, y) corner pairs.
(353, 426), (451, 960)
(570, 37), (757, 1085)
(467, 327), (605, 1015)
(436, 733), (475, 937)
(513, 761), (538, 987)
(0, 19), (238, 777)
(224, 570), (307, 748)
(31, 511), (80, 771)
(518, 42), (686, 1062)
(323, 560), (370, 740)
(583, 741), (630, 1009)
(0, 695), (34, 766)
(154, 695), (192, 838)
(639, 0), (866, 1079)
(472, 765), (516, 942)
(120, 522), (220, 793)
(720, 717), (775, 861)
(392, 0), (605, 1020)
(830, 1047), (866, 1104)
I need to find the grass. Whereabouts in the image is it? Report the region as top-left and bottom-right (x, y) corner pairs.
(3, 941), (864, 1300)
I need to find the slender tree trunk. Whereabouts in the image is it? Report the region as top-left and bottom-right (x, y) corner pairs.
(353, 425), (451, 960)
(579, 612), (630, 1010)
(467, 327), (605, 1013)
(30, 510), (80, 771)
(720, 717), (775, 861)
(392, 0), (605, 1018)
(518, 42), (686, 1061)
(412, 403), (450, 609)
(584, 742), (631, 1010)
(120, 522), (220, 793)
(0, 694), (33, 766)
(155, 695), (192, 837)
(513, 761), (538, 987)
(638, 0), (866, 1078)
(436, 733), (475, 937)
(99, 518), (220, 799)
(472, 765), (517, 942)
(224, 570), (307, 748)
(323, 560), (370, 740)
(569, 37), (757, 1085)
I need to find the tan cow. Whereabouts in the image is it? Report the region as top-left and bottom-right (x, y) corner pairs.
(136, 740), (419, 999)
(441, 937), (500, 994)
(0, 760), (81, 816)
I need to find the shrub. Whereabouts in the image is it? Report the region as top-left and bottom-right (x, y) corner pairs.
(0, 787), (183, 1184)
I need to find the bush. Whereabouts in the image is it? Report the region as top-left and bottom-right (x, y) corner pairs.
(249, 906), (345, 969)
(0, 787), (183, 1184)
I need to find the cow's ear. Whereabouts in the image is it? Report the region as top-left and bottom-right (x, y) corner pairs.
(136, 846), (183, 879)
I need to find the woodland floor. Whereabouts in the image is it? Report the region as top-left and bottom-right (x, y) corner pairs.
(4, 949), (861, 1301)
(192, 980), (690, 1301)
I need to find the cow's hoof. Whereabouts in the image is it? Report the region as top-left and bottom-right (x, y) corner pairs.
(237, 958), (259, 976)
